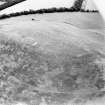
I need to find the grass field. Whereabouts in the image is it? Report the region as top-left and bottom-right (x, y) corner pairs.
(0, 12), (105, 105)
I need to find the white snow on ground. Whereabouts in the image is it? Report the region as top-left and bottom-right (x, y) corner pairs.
(0, 12), (105, 105)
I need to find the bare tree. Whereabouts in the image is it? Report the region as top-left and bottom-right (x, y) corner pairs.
(71, 0), (85, 11)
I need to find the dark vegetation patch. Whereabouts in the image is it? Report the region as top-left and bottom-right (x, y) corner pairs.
(0, 0), (26, 11)
(0, 38), (104, 104)
(0, 8), (98, 20)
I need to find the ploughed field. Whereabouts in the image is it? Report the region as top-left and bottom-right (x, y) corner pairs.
(0, 12), (105, 105)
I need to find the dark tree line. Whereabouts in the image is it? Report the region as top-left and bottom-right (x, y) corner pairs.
(0, 0), (99, 20)
(0, 7), (98, 20)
